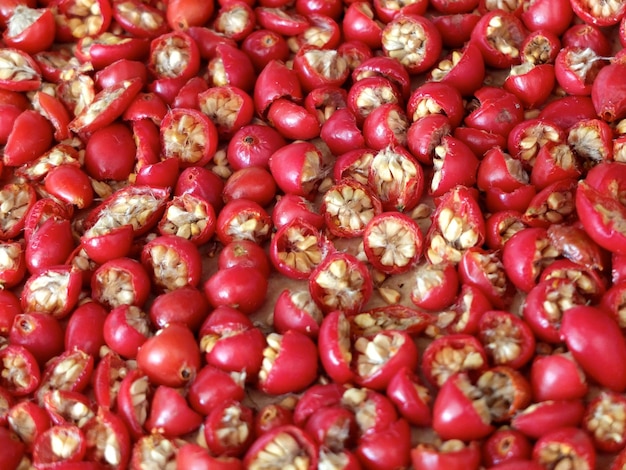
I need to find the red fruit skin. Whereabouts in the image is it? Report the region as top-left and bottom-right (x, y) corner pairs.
(592, 63), (626, 123)
(136, 323), (201, 388)
(560, 305), (626, 392)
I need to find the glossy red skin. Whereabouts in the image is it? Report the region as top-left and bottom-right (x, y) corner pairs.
(502, 227), (554, 293)
(482, 428), (532, 467)
(320, 107), (365, 156)
(430, 0), (477, 13)
(0, 344), (40, 396)
(273, 289), (321, 338)
(576, 181), (626, 255)
(204, 400), (254, 457)
(504, 63), (555, 109)
(259, 330), (318, 395)
(3, 110), (53, 167)
(478, 310), (536, 370)
(356, 418), (412, 470)
(81, 224), (134, 266)
(83, 407), (130, 469)
(227, 124), (286, 171)
(145, 385), (203, 438)
(561, 305), (626, 391)
(342, 2), (383, 49)
(219, 240), (271, 278)
(533, 427), (596, 469)
(80, 36), (150, 70)
(0, 104), (22, 145)
(25, 217), (74, 273)
(177, 443), (244, 469)
(69, 77), (143, 135)
(520, 0), (573, 35)
(432, 373), (495, 441)
(470, 10), (526, 68)
(131, 119), (162, 171)
(223, 167), (277, 207)
(85, 122), (136, 181)
(175, 166), (224, 213)
(458, 248), (515, 309)
(407, 82), (464, 128)
(293, 383), (345, 427)
(172, 76), (207, 110)
(0, 289), (21, 336)
(157, 194), (217, 246)
(243, 425), (318, 469)
(123, 93), (168, 123)
(272, 196), (320, 233)
(103, 305), (150, 359)
(95, 59), (147, 90)
(464, 87), (525, 138)
(484, 181), (534, 213)
(386, 366), (432, 427)
(254, 7), (310, 36)
(204, 266), (268, 316)
(149, 286), (209, 332)
(477, 148), (528, 193)
(538, 96), (595, 132)
(453, 126), (508, 158)
(141, 235), (202, 290)
(137, 323), (201, 388)
(362, 103), (407, 150)
(531, 143), (582, 190)
(430, 135), (480, 198)
(199, 305), (266, 378)
(254, 60), (302, 117)
(268, 141), (324, 199)
(9, 312), (63, 366)
(44, 164), (93, 209)
(431, 12), (480, 49)
(412, 441), (481, 470)
(241, 29), (290, 72)
(7, 400), (51, 452)
(187, 365), (245, 416)
(267, 98), (321, 140)
(562, 23), (612, 56)
(64, 302), (107, 358)
(422, 334), (488, 388)
(406, 114), (451, 166)
(592, 63), (626, 123)
(428, 43), (484, 98)
(410, 261), (459, 311)
(0, 426), (25, 470)
(317, 311), (355, 384)
(135, 157), (180, 189)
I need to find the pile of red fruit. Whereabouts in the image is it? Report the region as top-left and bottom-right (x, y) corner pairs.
(2, 0), (626, 468)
